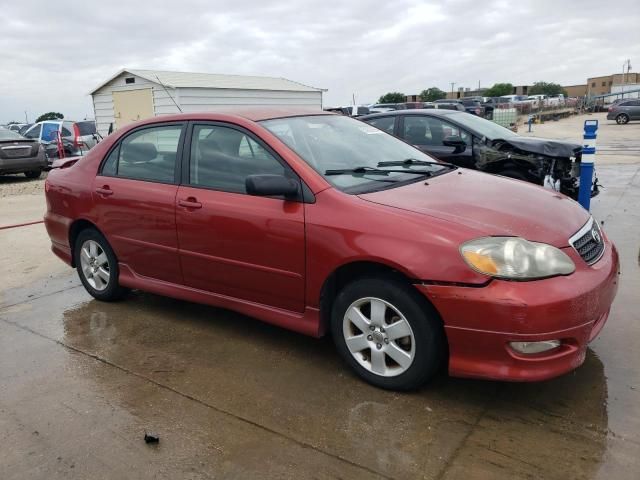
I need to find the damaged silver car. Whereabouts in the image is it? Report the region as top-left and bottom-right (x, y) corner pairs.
(361, 109), (598, 199)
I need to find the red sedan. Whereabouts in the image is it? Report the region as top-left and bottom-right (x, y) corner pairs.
(44, 110), (619, 390)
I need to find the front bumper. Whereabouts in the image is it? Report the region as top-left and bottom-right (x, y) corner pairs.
(417, 242), (620, 381)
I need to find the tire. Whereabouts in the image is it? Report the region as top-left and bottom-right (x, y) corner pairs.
(499, 169), (528, 181)
(74, 228), (127, 301)
(616, 114), (629, 125)
(331, 277), (445, 390)
(24, 170), (42, 179)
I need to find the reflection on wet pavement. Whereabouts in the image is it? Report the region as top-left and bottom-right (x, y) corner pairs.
(1, 164), (639, 479)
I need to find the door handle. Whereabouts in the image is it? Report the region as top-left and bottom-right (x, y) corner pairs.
(95, 186), (113, 196)
(178, 197), (202, 209)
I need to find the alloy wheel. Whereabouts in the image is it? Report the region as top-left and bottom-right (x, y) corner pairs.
(616, 114), (629, 125)
(80, 239), (110, 291)
(342, 297), (416, 377)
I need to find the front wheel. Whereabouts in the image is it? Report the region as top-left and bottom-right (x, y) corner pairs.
(74, 229), (127, 301)
(616, 114), (629, 125)
(331, 277), (445, 390)
(24, 170), (42, 179)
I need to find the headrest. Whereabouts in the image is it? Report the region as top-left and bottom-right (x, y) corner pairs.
(123, 142), (157, 163)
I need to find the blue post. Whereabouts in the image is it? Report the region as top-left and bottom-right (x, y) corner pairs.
(578, 120), (598, 210)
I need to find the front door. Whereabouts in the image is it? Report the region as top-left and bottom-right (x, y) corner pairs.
(176, 123), (306, 312)
(92, 123), (185, 283)
(113, 88), (154, 129)
(401, 115), (475, 168)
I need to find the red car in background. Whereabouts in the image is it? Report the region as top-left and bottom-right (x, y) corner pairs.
(44, 110), (619, 390)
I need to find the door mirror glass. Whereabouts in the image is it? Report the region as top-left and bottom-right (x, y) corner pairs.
(246, 174), (299, 198)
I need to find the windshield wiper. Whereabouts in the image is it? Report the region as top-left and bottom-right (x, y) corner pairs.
(325, 166), (434, 177)
(377, 158), (455, 168)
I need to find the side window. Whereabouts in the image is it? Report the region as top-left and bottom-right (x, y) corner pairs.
(190, 125), (286, 194)
(101, 146), (119, 176)
(402, 116), (432, 145)
(25, 124), (42, 139)
(107, 125), (182, 183)
(41, 123), (59, 142)
(404, 116), (471, 146)
(364, 116), (396, 134)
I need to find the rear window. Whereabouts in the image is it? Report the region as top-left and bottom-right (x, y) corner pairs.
(76, 121), (96, 135)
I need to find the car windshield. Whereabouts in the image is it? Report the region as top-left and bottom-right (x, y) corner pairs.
(445, 112), (518, 140)
(260, 115), (449, 193)
(0, 129), (25, 141)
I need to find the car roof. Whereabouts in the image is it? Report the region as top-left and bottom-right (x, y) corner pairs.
(360, 109), (461, 120)
(136, 108), (334, 123)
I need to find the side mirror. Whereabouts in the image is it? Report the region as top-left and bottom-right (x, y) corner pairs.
(442, 135), (467, 153)
(246, 174), (299, 198)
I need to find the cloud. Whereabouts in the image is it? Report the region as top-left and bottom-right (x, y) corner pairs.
(1, 0), (639, 122)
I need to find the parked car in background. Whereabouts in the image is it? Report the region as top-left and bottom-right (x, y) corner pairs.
(44, 109), (618, 390)
(429, 100), (466, 112)
(368, 103), (404, 112)
(607, 99), (640, 124)
(6, 123), (29, 133)
(459, 98), (486, 116)
(22, 120), (99, 159)
(0, 127), (47, 178)
(324, 106), (371, 116)
(360, 109), (597, 200)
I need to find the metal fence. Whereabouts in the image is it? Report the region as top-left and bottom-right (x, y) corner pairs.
(489, 97), (582, 130)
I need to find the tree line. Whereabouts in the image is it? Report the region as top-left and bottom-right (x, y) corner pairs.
(378, 81), (568, 103)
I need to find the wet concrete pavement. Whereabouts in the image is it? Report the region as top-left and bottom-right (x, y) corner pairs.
(1, 164), (639, 479)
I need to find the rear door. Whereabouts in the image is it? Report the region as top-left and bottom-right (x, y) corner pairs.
(175, 122), (306, 312)
(93, 122), (185, 283)
(399, 115), (474, 168)
(629, 100), (640, 120)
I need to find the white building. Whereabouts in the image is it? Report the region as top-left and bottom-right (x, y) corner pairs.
(89, 69), (326, 136)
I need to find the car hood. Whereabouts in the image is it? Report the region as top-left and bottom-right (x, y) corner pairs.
(496, 136), (582, 158)
(358, 169), (589, 247)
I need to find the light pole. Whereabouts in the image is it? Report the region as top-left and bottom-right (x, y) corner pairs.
(450, 82), (456, 99)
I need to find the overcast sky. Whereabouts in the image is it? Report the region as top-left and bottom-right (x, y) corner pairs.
(1, 0), (639, 123)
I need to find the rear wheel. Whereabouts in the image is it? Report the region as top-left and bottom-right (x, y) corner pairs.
(616, 114), (629, 125)
(24, 170), (42, 179)
(331, 277), (445, 390)
(74, 229), (127, 301)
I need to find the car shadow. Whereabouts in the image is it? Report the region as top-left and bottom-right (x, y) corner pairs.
(60, 291), (609, 479)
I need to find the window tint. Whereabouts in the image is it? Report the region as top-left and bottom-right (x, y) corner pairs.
(365, 116), (396, 134)
(108, 125), (182, 182)
(190, 125), (285, 194)
(61, 126), (72, 137)
(101, 146), (119, 176)
(403, 116), (471, 146)
(76, 121), (96, 135)
(25, 123), (42, 139)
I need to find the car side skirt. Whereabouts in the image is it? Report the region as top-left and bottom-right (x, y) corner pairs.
(118, 264), (322, 337)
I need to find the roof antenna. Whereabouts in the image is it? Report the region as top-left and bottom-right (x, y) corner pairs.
(155, 75), (183, 113)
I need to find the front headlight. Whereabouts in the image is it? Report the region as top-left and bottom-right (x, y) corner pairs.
(460, 237), (575, 280)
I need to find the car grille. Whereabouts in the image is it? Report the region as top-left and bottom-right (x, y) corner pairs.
(1, 146), (32, 158)
(570, 218), (605, 265)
